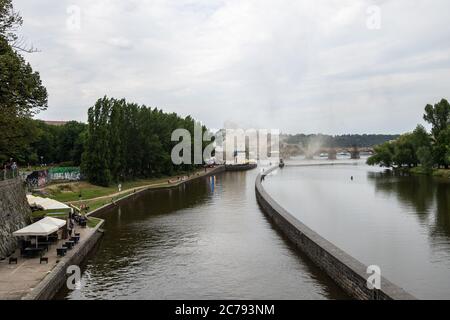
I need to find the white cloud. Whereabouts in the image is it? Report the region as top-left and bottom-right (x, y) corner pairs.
(14, 0), (450, 133)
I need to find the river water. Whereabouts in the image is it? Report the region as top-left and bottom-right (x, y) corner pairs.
(57, 169), (346, 299)
(264, 160), (450, 299)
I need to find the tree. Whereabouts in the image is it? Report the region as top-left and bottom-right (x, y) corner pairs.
(416, 146), (433, 172)
(393, 134), (417, 167)
(423, 99), (450, 140)
(56, 121), (87, 165)
(367, 142), (395, 167)
(82, 98), (112, 186)
(433, 125), (450, 169)
(423, 99), (450, 168)
(0, 1), (47, 163)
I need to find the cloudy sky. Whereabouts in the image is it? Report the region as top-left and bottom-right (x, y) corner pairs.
(14, 0), (450, 134)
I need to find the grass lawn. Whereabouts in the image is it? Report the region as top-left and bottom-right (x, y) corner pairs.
(87, 217), (102, 228)
(31, 209), (70, 219)
(41, 177), (171, 202)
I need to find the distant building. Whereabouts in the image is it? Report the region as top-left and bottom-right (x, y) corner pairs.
(43, 120), (68, 126)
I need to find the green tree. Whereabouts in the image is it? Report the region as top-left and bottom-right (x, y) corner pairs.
(82, 97), (112, 186)
(393, 134), (417, 167)
(423, 99), (450, 140)
(423, 99), (450, 168)
(367, 142), (395, 167)
(0, 1), (47, 163)
(433, 125), (450, 169)
(416, 146), (433, 172)
(0, 0), (22, 44)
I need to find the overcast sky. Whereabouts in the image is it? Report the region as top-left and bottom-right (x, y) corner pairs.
(14, 0), (450, 134)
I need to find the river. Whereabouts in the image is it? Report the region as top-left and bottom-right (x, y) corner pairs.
(263, 160), (450, 299)
(56, 169), (346, 299)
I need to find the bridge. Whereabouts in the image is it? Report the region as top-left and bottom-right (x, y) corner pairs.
(280, 144), (374, 160)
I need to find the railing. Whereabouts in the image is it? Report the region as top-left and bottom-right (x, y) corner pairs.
(0, 169), (19, 181)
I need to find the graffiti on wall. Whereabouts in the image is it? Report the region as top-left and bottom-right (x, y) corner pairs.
(26, 170), (49, 188)
(48, 167), (81, 181)
(26, 167), (81, 188)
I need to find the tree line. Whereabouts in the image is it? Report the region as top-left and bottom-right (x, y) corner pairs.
(367, 99), (450, 170)
(82, 97), (207, 186)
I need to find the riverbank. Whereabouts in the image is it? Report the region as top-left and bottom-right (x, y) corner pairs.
(39, 167), (225, 214)
(84, 165), (226, 218)
(1, 166), (226, 300)
(404, 167), (450, 179)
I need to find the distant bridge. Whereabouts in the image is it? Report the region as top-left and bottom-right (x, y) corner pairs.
(280, 144), (374, 160)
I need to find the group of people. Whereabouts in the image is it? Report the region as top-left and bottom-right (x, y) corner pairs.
(3, 158), (18, 171)
(2, 158), (18, 179)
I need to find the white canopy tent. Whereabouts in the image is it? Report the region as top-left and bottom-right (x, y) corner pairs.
(13, 221), (59, 237)
(38, 216), (66, 229)
(13, 217), (66, 248)
(26, 195), (72, 213)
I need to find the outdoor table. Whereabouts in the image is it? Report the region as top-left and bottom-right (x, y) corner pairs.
(65, 241), (75, 249)
(70, 236), (80, 244)
(23, 247), (44, 257)
(56, 247), (67, 257)
(38, 242), (53, 251)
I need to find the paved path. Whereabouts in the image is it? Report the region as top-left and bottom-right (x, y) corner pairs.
(67, 166), (221, 205)
(0, 226), (93, 300)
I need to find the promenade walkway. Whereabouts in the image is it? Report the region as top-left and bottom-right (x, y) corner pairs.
(0, 226), (93, 300)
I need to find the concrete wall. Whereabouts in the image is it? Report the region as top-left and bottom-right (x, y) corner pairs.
(255, 167), (416, 300)
(0, 178), (31, 259)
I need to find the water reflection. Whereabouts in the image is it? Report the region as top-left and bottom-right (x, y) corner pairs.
(367, 170), (450, 238)
(264, 162), (450, 299)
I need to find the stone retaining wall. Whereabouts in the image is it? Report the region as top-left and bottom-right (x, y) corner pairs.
(0, 178), (31, 259)
(255, 166), (416, 300)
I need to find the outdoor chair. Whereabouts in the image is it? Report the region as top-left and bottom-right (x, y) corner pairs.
(9, 257), (17, 264)
(57, 248), (66, 257)
(65, 241), (74, 249)
(71, 236), (80, 244)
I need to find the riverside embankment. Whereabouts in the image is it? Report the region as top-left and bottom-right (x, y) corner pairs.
(27, 166), (227, 300)
(1, 166), (227, 300)
(255, 165), (416, 300)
